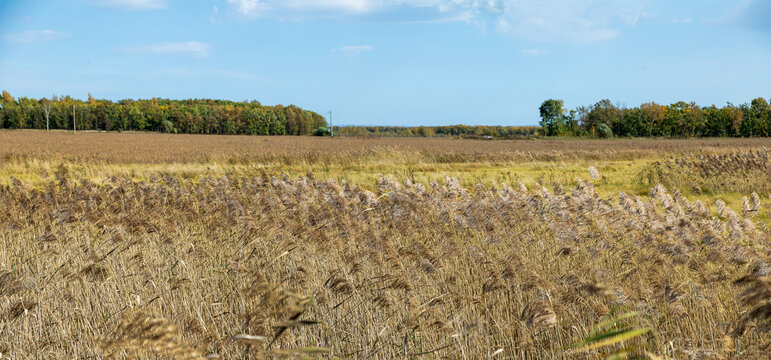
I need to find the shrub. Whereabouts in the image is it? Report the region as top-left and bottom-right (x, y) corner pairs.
(161, 120), (177, 134)
(597, 123), (613, 138)
(312, 126), (331, 136)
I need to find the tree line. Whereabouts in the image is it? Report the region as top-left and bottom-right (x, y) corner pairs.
(539, 97), (771, 138)
(0, 90), (327, 135)
(3, 90), (770, 138)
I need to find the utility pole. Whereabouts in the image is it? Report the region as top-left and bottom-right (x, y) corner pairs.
(73, 104), (76, 134)
(328, 110), (333, 137)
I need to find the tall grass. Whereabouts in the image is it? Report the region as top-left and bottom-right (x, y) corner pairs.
(0, 166), (768, 358)
(638, 148), (770, 195)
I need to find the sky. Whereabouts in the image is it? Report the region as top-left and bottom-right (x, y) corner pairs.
(0, 0), (769, 126)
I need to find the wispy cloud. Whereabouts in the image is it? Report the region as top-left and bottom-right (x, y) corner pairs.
(495, 0), (647, 42)
(282, 0), (380, 15)
(116, 41), (211, 57)
(210, 5), (219, 23)
(331, 45), (375, 57)
(227, 0), (268, 17)
(3, 30), (70, 43)
(520, 49), (547, 56)
(222, 0), (648, 42)
(90, 0), (167, 10)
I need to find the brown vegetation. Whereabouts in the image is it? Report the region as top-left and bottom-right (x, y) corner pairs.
(2, 130), (771, 164)
(639, 148), (771, 195)
(0, 167), (769, 358)
(0, 132), (769, 358)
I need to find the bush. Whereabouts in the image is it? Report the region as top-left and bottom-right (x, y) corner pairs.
(161, 120), (177, 134)
(597, 123), (613, 138)
(312, 126), (331, 136)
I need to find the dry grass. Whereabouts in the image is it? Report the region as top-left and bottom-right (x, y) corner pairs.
(639, 149), (771, 195)
(0, 131), (770, 359)
(2, 130), (771, 164)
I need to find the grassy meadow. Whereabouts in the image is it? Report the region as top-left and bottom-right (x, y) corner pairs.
(0, 130), (769, 359)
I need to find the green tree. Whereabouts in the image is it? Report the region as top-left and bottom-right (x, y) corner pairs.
(639, 102), (667, 136)
(128, 105), (147, 130)
(739, 98), (768, 137)
(564, 109), (581, 136)
(621, 108), (650, 137)
(539, 99), (566, 136)
(2, 104), (21, 128)
(1, 90), (13, 104)
(749, 97), (769, 136)
(703, 106), (731, 137)
(417, 126), (434, 137)
(582, 99), (623, 136)
(766, 98), (771, 136)
(223, 119), (237, 135)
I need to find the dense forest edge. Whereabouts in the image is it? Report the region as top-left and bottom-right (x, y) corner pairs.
(536, 98), (771, 138)
(1, 90), (770, 138)
(0, 90), (327, 135)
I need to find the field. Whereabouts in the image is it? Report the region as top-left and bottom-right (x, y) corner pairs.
(0, 130), (769, 359)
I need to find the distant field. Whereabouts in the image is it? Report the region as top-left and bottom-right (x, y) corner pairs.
(0, 130), (769, 359)
(2, 130), (770, 163)
(1, 130), (768, 206)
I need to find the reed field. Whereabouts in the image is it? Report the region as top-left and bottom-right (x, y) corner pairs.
(0, 130), (770, 359)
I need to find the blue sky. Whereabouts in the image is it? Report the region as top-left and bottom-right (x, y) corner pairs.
(0, 0), (769, 126)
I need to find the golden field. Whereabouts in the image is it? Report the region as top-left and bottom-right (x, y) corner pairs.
(0, 130), (769, 359)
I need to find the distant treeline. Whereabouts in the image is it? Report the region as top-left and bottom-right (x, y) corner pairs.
(539, 98), (771, 138)
(4, 90), (771, 138)
(0, 90), (326, 135)
(334, 125), (539, 138)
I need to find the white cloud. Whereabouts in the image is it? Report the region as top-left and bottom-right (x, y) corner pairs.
(224, 0), (500, 19)
(3, 30), (70, 43)
(210, 5), (219, 23)
(495, 0), (647, 42)
(283, 0), (381, 14)
(227, 0), (268, 17)
(331, 45), (375, 57)
(520, 49), (547, 56)
(222, 0), (648, 42)
(90, 0), (167, 10)
(116, 41), (211, 57)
